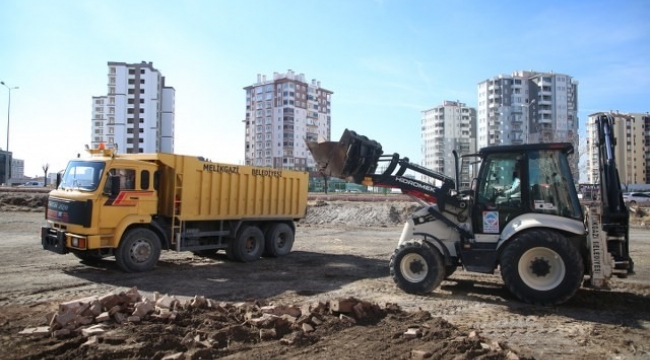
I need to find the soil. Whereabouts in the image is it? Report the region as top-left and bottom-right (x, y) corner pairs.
(0, 191), (649, 359)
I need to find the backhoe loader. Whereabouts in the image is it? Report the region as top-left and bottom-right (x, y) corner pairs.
(307, 114), (633, 305)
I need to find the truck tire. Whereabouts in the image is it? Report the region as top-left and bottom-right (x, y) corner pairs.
(263, 223), (294, 257)
(231, 225), (265, 263)
(500, 229), (584, 305)
(389, 240), (444, 294)
(115, 228), (161, 273)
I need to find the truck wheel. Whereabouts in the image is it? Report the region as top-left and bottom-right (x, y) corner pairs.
(500, 229), (584, 305)
(263, 223), (294, 257)
(389, 240), (444, 294)
(115, 228), (161, 273)
(231, 225), (264, 263)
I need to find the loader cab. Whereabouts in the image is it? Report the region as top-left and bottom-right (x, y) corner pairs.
(471, 144), (582, 235)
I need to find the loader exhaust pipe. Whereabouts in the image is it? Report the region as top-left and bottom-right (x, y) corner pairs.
(306, 129), (383, 184)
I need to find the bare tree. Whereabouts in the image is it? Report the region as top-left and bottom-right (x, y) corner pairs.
(42, 163), (49, 187)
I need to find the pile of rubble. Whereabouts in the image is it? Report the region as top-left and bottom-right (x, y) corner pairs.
(15, 288), (527, 360)
(19, 287), (384, 344)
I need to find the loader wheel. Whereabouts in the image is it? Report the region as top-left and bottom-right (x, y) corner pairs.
(445, 265), (458, 279)
(389, 240), (444, 294)
(263, 223), (294, 257)
(115, 228), (161, 273)
(231, 225), (265, 263)
(500, 229), (584, 305)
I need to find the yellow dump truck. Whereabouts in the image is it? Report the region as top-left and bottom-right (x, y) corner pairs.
(41, 145), (309, 272)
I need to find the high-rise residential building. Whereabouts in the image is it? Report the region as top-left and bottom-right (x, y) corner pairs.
(243, 70), (332, 170)
(586, 112), (647, 185)
(91, 61), (175, 154)
(0, 149), (10, 184)
(477, 71), (579, 149)
(421, 100), (476, 186)
(11, 158), (24, 179)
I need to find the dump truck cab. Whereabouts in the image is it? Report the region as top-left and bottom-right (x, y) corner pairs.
(43, 146), (162, 260)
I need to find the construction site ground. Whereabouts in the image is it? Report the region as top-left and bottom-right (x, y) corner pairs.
(0, 191), (649, 359)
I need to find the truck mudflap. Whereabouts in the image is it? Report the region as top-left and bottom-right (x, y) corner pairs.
(41, 227), (69, 254)
(306, 129), (383, 184)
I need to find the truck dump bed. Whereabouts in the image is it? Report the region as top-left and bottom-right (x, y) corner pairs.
(155, 154), (309, 221)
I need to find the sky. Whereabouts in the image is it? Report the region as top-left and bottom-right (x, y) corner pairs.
(0, 0), (649, 180)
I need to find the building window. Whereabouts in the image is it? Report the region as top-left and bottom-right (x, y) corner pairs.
(129, 69), (135, 75)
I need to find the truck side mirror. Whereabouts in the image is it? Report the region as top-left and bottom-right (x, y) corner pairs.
(104, 175), (121, 197)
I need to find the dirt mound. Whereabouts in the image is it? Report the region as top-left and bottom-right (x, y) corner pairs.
(302, 200), (419, 227)
(2, 296), (530, 360)
(0, 191), (48, 212)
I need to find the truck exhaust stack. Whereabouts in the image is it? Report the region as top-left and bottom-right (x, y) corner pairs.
(306, 129), (383, 184)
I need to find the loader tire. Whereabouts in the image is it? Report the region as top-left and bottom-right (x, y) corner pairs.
(500, 229), (584, 306)
(389, 240), (444, 294)
(231, 225), (265, 263)
(263, 223), (294, 257)
(115, 228), (161, 273)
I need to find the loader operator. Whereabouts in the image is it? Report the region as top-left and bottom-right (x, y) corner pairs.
(496, 162), (521, 205)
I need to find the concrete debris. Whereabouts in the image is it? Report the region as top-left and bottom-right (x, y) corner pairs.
(18, 326), (50, 337)
(403, 327), (421, 339)
(81, 324), (106, 337)
(161, 352), (185, 360)
(23, 290), (517, 359)
(411, 349), (433, 359)
(81, 335), (99, 348)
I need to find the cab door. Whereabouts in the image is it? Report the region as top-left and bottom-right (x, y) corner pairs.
(471, 153), (526, 236)
(98, 164), (158, 232)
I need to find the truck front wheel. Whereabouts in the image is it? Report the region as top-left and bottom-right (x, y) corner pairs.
(230, 225), (265, 263)
(500, 229), (584, 305)
(389, 240), (444, 294)
(115, 228), (161, 272)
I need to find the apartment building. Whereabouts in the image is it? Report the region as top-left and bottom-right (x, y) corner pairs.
(586, 112), (648, 185)
(477, 71), (579, 149)
(11, 158), (24, 179)
(91, 61), (175, 154)
(243, 70), (332, 171)
(421, 101), (477, 186)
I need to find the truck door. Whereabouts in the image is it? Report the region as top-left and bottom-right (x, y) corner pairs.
(98, 167), (157, 231)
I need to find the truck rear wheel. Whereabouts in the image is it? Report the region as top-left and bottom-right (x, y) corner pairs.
(389, 240), (444, 294)
(263, 223), (294, 257)
(500, 229), (584, 305)
(115, 228), (161, 273)
(230, 225), (264, 263)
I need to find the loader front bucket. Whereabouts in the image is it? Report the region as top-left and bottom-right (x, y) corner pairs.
(306, 129), (383, 184)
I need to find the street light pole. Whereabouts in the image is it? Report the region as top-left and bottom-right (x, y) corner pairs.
(1, 81), (19, 182)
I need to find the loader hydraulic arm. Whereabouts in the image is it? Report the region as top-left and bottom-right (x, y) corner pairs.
(307, 129), (460, 209)
(592, 113), (633, 274)
(595, 113), (629, 231)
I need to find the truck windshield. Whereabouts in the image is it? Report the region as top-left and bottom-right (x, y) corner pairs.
(59, 161), (106, 192)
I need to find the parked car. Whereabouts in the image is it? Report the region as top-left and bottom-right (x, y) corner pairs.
(18, 181), (44, 188)
(622, 192), (650, 207)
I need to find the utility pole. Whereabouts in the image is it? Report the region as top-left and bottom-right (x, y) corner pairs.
(1, 81), (19, 183)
